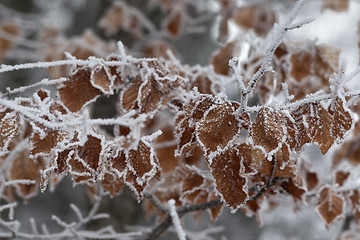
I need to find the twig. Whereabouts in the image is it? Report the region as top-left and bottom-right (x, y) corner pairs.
(144, 192), (168, 214)
(143, 199), (222, 240)
(249, 155), (277, 201)
(240, 0), (308, 109)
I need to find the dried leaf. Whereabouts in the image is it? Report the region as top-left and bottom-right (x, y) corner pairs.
(101, 173), (125, 197)
(322, 0), (349, 12)
(0, 21), (20, 59)
(306, 171), (319, 191)
(210, 148), (248, 211)
(30, 130), (67, 158)
(144, 41), (177, 59)
(154, 125), (180, 173)
(125, 141), (160, 200)
(68, 135), (102, 183)
(196, 101), (241, 154)
(120, 75), (165, 114)
(291, 102), (334, 154)
(164, 9), (184, 38)
(335, 170), (350, 187)
(251, 107), (285, 153)
(0, 109), (20, 156)
(99, 2), (143, 37)
(175, 95), (214, 156)
(58, 67), (102, 112)
(328, 97), (353, 143)
(316, 186), (345, 228)
(211, 41), (241, 75)
(233, 4), (276, 37)
(281, 179), (306, 201)
(10, 149), (43, 200)
(91, 66), (113, 94)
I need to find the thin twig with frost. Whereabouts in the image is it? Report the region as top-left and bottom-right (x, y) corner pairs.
(168, 199), (187, 240)
(238, 0), (310, 109)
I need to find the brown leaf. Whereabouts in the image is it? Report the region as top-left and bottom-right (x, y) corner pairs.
(196, 101), (241, 154)
(291, 102), (334, 154)
(210, 148), (248, 211)
(101, 173), (125, 197)
(68, 135), (102, 183)
(91, 66), (113, 94)
(290, 51), (312, 83)
(164, 9), (184, 38)
(174, 165), (205, 193)
(211, 41), (241, 75)
(30, 129), (68, 159)
(144, 41), (177, 59)
(256, 144), (296, 178)
(10, 149), (43, 200)
(281, 179), (306, 201)
(349, 190), (360, 223)
(125, 141), (160, 200)
(251, 107), (285, 153)
(175, 95), (215, 156)
(233, 4), (276, 37)
(58, 67), (102, 112)
(315, 45), (340, 84)
(236, 143), (265, 174)
(328, 97), (353, 143)
(335, 170), (350, 187)
(316, 186), (345, 228)
(120, 75), (165, 114)
(154, 125), (180, 173)
(99, 3), (143, 38)
(0, 21), (20, 59)
(0, 109), (20, 156)
(322, 0), (349, 12)
(306, 171), (319, 191)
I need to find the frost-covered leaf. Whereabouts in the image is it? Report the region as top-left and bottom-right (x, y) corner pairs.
(125, 140), (160, 200)
(316, 186), (345, 228)
(10, 149), (43, 200)
(257, 144), (296, 178)
(233, 4), (276, 37)
(291, 102), (334, 154)
(210, 147), (248, 212)
(0, 109), (20, 156)
(120, 75), (165, 114)
(101, 173), (125, 197)
(68, 135), (102, 183)
(91, 65), (114, 94)
(175, 94), (214, 156)
(30, 130), (68, 160)
(196, 101), (242, 155)
(328, 97), (353, 144)
(58, 67), (102, 112)
(236, 143), (265, 174)
(251, 107), (285, 153)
